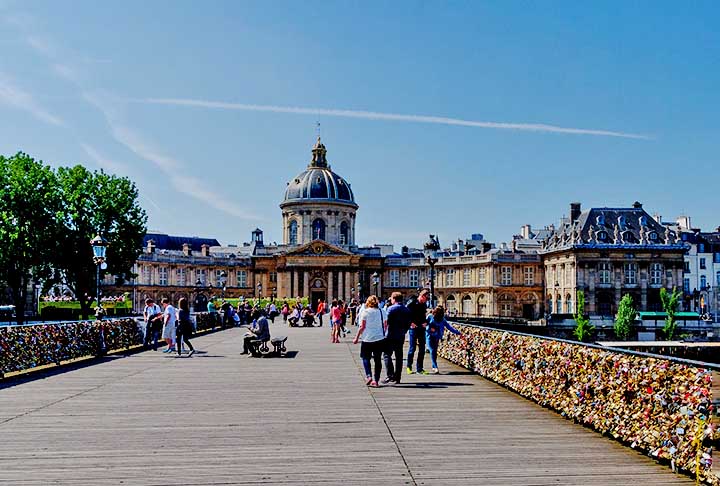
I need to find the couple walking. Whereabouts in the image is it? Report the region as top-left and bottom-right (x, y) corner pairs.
(353, 289), (464, 387)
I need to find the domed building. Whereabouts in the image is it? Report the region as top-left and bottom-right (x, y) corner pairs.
(280, 137), (358, 247)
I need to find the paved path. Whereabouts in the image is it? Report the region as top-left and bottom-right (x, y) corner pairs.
(0, 324), (693, 485)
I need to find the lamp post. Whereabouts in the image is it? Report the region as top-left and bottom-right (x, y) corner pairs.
(272, 287), (276, 301)
(423, 234), (440, 309)
(90, 234), (108, 319)
(351, 287), (355, 301)
(257, 282), (263, 301)
(372, 272), (379, 297)
(219, 271), (227, 300)
(357, 282), (363, 302)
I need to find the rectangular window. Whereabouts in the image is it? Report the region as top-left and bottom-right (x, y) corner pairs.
(684, 261), (690, 273)
(446, 269), (455, 287)
(269, 271), (277, 284)
(463, 268), (471, 286)
(650, 263), (663, 286)
(701, 275), (707, 290)
(684, 278), (690, 293)
(524, 267), (534, 286)
(598, 262), (611, 285)
(409, 269), (419, 288)
(700, 258), (706, 270)
(158, 267), (168, 286)
(478, 268), (487, 286)
(237, 270), (247, 288)
(699, 243), (705, 253)
(501, 266), (512, 286)
(565, 265), (572, 287)
(624, 263), (637, 285)
(717, 271), (720, 286)
(500, 303), (512, 317)
(215, 270), (224, 286)
(142, 265), (153, 285)
(715, 253), (720, 264)
(176, 267), (186, 286)
(389, 270), (399, 287)
(197, 269), (206, 286)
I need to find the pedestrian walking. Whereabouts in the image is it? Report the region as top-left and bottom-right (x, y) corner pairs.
(143, 298), (163, 350)
(330, 299), (343, 343)
(426, 306), (465, 373)
(382, 292), (411, 384)
(160, 297), (177, 353)
(176, 297), (196, 357)
(406, 289), (430, 374)
(317, 299), (326, 327)
(353, 295), (387, 387)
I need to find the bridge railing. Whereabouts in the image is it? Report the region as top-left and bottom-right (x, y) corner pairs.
(0, 313), (218, 378)
(441, 322), (719, 484)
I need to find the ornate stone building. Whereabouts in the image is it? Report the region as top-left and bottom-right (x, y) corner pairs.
(108, 139), (690, 323)
(541, 202), (686, 317)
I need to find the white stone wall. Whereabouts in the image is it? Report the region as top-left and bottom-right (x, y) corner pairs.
(281, 202), (356, 247)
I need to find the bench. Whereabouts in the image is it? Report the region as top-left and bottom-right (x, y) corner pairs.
(271, 336), (288, 356)
(247, 337), (270, 357)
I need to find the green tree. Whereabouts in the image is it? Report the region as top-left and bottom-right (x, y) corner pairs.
(0, 153), (61, 324)
(660, 287), (683, 340)
(614, 294), (636, 340)
(573, 290), (594, 342)
(54, 166), (147, 320)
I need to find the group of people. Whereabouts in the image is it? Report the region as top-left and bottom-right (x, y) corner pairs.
(143, 297), (195, 357)
(352, 289), (467, 387)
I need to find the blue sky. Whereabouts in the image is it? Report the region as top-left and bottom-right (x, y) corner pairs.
(0, 1), (718, 249)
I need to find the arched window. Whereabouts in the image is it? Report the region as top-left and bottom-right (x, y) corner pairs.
(462, 295), (473, 315)
(701, 275), (707, 290)
(340, 221), (349, 245)
(312, 218), (326, 241)
(565, 294), (573, 313)
(445, 294), (457, 315)
(288, 220), (298, 245)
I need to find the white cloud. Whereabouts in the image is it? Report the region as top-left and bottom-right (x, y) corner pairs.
(141, 97), (652, 140)
(84, 92), (261, 221)
(80, 142), (128, 173)
(0, 73), (64, 126)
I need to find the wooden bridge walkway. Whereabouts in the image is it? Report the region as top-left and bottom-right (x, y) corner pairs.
(0, 324), (693, 485)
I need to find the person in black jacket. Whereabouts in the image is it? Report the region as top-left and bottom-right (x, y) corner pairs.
(382, 292), (411, 384)
(406, 289), (430, 374)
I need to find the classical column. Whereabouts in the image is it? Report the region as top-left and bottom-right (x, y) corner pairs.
(327, 271), (334, 301)
(338, 270), (344, 301)
(303, 271), (310, 298)
(345, 271), (352, 302)
(292, 271), (299, 299)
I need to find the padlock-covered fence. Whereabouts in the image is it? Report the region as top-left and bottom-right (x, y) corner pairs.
(440, 323), (718, 484)
(0, 313), (218, 377)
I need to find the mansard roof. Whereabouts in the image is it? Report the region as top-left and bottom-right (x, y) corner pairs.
(542, 206), (685, 253)
(143, 233), (220, 252)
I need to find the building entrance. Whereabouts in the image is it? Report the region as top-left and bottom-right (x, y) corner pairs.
(311, 291), (326, 312)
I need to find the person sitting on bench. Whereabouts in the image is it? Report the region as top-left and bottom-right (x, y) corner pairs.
(301, 307), (316, 327)
(242, 310), (270, 355)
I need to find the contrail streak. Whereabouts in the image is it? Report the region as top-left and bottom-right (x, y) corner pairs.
(141, 97), (651, 140)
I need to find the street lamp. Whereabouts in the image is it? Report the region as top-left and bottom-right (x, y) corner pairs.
(372, 272), (379, 297)
(351, 287), (355, 301)
(357, 282), (363, 302)
(272, 287), (276, 301)
(257, 282), (263, 300)
(90, 234), (108, 319)
(424, 234), (440, 309)
(219, 271), (227, 300)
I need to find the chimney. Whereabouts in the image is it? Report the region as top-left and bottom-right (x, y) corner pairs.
(182, 242), (192, 256)
(481, 242), (492, 253)
(570, 202), (582, 223)
(520, 224), (532, 239)
(146, 239), (156, 254)
(201, 244), (210, 257)
(653, 213), (663, 224)
(633, 201), (643, 209)
(401, 245), (409, 255)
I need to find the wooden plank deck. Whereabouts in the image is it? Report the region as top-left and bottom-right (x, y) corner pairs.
(0, 324), (693, 485)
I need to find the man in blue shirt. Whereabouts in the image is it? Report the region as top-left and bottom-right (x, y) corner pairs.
(382, 292), (411, 384)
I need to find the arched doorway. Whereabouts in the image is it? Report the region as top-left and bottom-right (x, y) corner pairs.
(445, 295), (457, 315)
(461, 295), (473, 316)
(194, 293), (208, 312)
(310, 277), (327, 311)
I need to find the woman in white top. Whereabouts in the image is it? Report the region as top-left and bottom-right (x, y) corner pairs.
(353, 295), (387, 387)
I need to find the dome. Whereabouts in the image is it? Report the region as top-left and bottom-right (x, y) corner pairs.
(282, 138), (357, 207)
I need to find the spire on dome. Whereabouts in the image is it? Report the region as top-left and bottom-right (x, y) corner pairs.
(309, 136), (328, 168)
